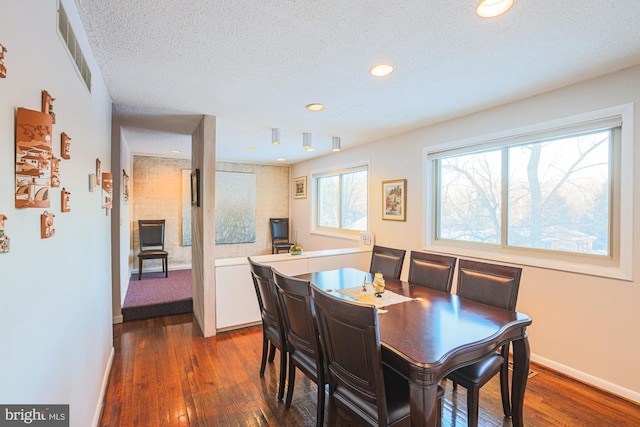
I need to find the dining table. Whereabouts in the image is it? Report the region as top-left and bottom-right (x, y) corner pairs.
(296, 267), (533, 427)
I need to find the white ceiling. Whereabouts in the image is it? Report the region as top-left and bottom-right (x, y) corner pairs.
(74, 0), (640, 164)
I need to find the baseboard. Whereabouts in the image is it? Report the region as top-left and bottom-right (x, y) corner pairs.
(112, 314), (123, 324)
(216, 320), (262, 333)
(91, 347), (115, 427)
(133, 264), (192, 274)
(532, 353), (640, 404)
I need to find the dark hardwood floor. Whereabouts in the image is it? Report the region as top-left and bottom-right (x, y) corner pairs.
(99, 313), (640, 426)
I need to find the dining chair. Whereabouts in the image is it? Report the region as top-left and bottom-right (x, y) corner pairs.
(446, 259), (523, 427)
(369, 245), (406, 280)
(310, 283), (442, 426)
(407, 251), (457, 293)
(137, 219), (169, 280)
(269, 218), (293, 254)
(248, 257), (288, 400)
(272, 269), (326, 427)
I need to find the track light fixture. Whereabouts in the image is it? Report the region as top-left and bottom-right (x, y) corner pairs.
(332, 136), (341, 151)
(271, 128), (281, 144)
(303, 133), (314, 151)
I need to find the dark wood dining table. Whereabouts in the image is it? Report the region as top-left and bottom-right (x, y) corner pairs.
(296, 267), (532, 427)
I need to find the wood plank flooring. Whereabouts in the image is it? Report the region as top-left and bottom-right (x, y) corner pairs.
(99, 314), (640, 426)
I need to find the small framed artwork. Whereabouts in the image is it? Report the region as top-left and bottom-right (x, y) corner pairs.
(382, 179), (407, 221)
(191, 169), (200, 207)
(359, 231), (374, 249)
(294, 176), (307, 199)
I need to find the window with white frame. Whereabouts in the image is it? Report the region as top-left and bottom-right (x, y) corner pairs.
(427, 105), (634, 277)
(314, 165), (368, 234)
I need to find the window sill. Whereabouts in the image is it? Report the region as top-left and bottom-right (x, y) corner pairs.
(422, 244), (632, 282)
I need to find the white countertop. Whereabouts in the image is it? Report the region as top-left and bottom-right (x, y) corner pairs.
(214, 247), (372, 267)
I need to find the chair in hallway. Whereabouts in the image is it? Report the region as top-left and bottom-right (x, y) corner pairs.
(407, 251), (457, 293)
(137, 219), (169, 280)
(311, 284), (443, 426)
(369, 245), (406, 280)
(248, 257), (288, 400)
(270, 218), (294, 254)
(272, 269), (326, 427)
(446, 259), (523, 427)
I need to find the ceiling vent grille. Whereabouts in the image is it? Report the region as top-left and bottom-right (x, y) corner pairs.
(57, 1), (92, 92)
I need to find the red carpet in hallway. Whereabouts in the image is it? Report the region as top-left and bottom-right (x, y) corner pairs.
(122, 269), (192, 321)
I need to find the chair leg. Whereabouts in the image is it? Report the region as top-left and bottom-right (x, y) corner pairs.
(164, 257), (168, 278)
(138, 259), (142, 280)
(316, 381), (325, 427)
(259, 332), (268, 377)
(327, 386), (338, 427)
(285, 357), (296, 408)
(277, 349), (287, 401)
(500, 344), (512, 417)
(467, 386), (480, 427)
(268, 342), (276, 362)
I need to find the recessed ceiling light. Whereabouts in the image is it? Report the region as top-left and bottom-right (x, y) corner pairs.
(476, 0), (514, 18)
(370, 64), (394, 77)
(306, 103), (325, 111)
(247, 147), (256, 151)
(170, 149), (182, 153)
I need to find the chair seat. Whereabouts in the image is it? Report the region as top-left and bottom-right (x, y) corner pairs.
(447, 353), (504, 387)
(138, 250), (168, 259)
(335, 366), (443, 426)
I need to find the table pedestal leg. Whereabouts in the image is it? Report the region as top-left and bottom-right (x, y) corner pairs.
(409, 380), (438, 427)
(511, 336), (530, 427)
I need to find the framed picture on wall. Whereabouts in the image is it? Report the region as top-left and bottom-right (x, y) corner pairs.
(294, 176), (307, 199)
(382, 179), (406, 221)
(191, 169), (200, 207)
(359, 231), (374, 249)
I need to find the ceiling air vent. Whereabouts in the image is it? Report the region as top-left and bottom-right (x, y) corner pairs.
(57, 1), (92, 92)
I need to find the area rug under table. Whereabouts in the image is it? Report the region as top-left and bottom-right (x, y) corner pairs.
(122, 269), (192, 321)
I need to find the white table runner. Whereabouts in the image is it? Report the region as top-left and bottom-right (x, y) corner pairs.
(335, 286), (414, 308)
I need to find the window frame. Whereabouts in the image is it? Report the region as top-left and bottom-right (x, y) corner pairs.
(423, 104), (634, 281)
(311, 161), (370, 239)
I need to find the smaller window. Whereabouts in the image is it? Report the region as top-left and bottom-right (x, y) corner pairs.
(314, 165), (368, 234)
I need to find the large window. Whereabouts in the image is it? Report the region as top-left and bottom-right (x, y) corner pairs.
(314, 165), (368, 234)
(427, 105), (634, 278)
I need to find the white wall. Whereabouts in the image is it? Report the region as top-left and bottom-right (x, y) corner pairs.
(110, 117), (132, 323)
(291, 65), (640, 403)
(0, 1), (114, 426)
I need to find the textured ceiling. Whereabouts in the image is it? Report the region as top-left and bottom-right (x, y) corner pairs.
(74, 0), (640, 163)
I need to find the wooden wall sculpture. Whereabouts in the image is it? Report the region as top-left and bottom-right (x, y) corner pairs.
(51, 157), (60, 188)
(0, 214), (9, 254)
(15, 108), (53, 208)
(95, 159), (101, 186)
(0, 43), (6, 78)
(40, 211), (55, 239)
(102, 172), (113, 214)
(61, 132), (71, 159)
(61, 188), (71, 213)
(42, 90), (55, 124)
